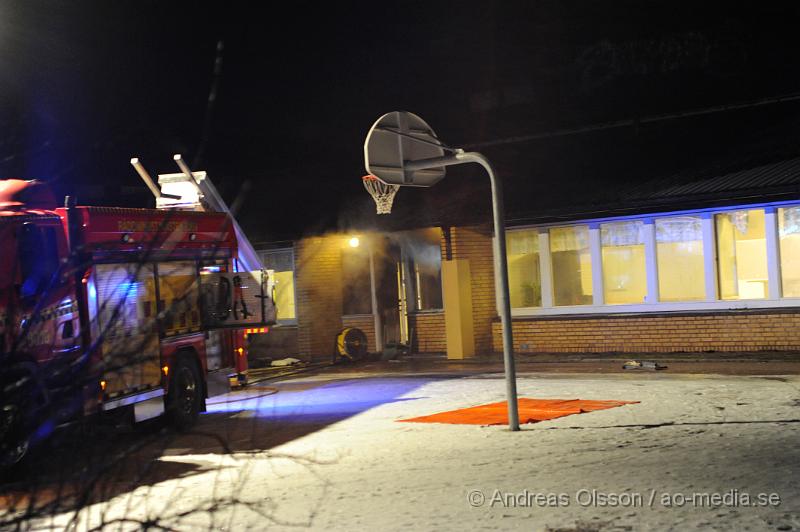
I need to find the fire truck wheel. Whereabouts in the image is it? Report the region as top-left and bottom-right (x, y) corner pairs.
(0, 360), (42, 472)
(0, 404), (29, 471)
(168, 357), (202, 430)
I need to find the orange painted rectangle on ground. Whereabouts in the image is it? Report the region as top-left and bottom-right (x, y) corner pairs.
(398, 398), (639, 426)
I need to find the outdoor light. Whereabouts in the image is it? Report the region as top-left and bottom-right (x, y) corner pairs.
(348, 236), (360, 248)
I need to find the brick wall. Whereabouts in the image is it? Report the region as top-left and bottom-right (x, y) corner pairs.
(409, 311), (446, 353)
(491, 310), (800, 353)
(342, 315), (377, 353)
(295, 236), (343, 359)
(448, 225), (497, 354)
(293, 227), (800, 359)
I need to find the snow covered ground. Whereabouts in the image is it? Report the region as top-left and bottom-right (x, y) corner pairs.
(33, 371), (800, 530)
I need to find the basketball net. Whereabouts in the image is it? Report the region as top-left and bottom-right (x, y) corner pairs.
(362, 174), (399, 214)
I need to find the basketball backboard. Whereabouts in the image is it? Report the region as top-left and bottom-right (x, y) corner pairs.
(364, 111), (446, 187)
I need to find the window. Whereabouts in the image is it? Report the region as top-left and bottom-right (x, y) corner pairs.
(601, 221), (646, 304)
(656, 216), (705, 301)
(716, 209), (768, 300)
(506, 230), (541, 308)
(19, 223), (60, 299)
(342, 245), (372, 315)
(408, 228), (443, 311)
(550, 225), (592, 306)
(502, 203), (800, 315)
(260, 249), (297, 321)
(779, 206), (800, 297)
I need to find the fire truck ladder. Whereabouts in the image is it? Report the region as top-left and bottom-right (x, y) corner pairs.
(130, 155), (263, 272)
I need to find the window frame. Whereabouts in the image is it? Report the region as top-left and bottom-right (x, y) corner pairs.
(258, 247), (298, 325)
(549, 224), (594, 307)
(506, 228), (542, 309)
(599, 220), (648, 305)
(778, 205), (800, 298)
(401, 228), (445, 314)
(502, 201), (800, 317)
(654, 215), (706, 303)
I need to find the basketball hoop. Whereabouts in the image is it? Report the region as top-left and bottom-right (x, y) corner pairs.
(362, 174), (399, 214)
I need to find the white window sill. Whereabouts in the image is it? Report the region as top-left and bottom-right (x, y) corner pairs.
(511, 298), (800, 317)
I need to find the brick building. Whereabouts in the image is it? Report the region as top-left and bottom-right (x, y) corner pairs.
(257, 156), (800, 360)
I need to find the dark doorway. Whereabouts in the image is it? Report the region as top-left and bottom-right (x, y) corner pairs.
(373, 238), (406, 347)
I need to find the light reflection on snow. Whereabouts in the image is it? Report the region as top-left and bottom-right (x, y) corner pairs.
(204, 378), (426, 420)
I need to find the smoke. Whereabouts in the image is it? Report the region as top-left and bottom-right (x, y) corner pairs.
(386, 229), (441, 268)
(288, 226), (444, 323)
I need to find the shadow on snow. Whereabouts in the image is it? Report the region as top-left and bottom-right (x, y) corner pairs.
(0, 375), (437, 524)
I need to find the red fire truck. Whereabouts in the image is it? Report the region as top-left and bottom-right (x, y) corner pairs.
(0, 178), (274, 468)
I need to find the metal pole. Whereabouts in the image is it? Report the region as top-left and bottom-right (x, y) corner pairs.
(405, 151), (520, 431)
(369, 243), (384, 353)
(173, 154), (202, 188)
(460, 152), (519, 431)
(130, 158), (180, 200)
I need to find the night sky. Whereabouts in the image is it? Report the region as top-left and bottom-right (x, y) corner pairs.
(2, 1), (800, 241)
